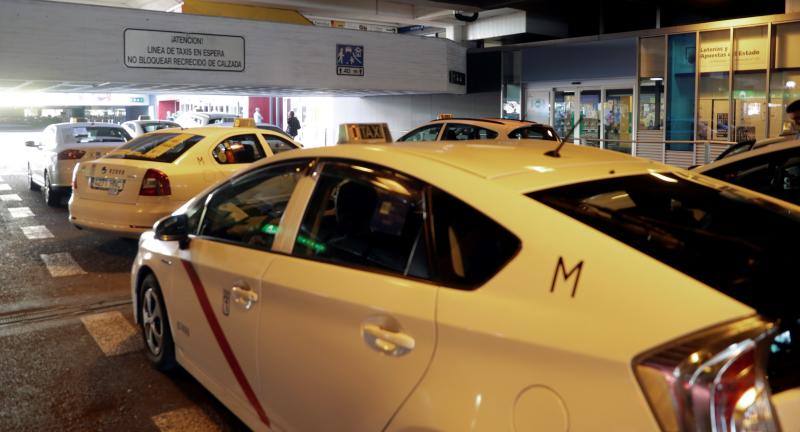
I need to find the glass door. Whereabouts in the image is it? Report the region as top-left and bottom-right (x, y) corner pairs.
(554, 90), (576, 140)
(579, 89), (602, 147)
(604, 89), (634, 153)
(524, 89), (551, 124)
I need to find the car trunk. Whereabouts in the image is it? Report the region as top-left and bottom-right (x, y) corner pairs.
(75, 158), (156, 205)
(72, 142), (125, 162)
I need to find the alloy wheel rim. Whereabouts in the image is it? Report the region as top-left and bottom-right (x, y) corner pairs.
(142, 288), (164, 356)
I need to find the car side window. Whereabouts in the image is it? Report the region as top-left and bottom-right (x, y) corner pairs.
(441, 123), (499, 141)
(429, 188), (520, 288)
(212, 134), (266, 164)
(199, 160), (309, 250)
(509, 126), (558, 141)
(705, 151), (788, 194)
(397, 124), (442, 142)
(261, 134), (298, 154)
(293, 161), (429, 278)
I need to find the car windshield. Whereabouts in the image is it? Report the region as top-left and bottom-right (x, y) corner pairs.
(70, 126), (131, 143)
(528, 172), (800, 318)
(105, 133), (203, 163)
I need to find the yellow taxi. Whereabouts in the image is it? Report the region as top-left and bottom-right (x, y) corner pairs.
(131, 125), (799, 431)
(69, 120), (299, 237)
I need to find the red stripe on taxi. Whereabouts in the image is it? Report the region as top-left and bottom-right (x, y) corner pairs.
(180, 259), (271, 428)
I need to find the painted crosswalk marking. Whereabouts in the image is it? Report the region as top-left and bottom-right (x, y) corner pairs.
(21, 225), (54, 239)
(8, 207), (33, 218)
(80, 311), (143, 356)
(40, 253), (86, 277)
(152, 407), (221, 432)
(0, 184), (10, 191)
(0, 194), (22, 202)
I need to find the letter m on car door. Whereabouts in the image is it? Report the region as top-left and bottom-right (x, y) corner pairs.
(550, 257), (584, 298)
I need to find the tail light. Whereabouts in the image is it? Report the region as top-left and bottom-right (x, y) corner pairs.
(139, 169), (171, 196)
(71, 164), (80, 191)
(634, 317), (779, 432)
(58, 149), (86, 160)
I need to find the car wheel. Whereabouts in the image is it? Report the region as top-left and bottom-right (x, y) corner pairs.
(28, 165), (40, 191)
(140, 273), (176, 372)
(43, 172), (59, 207)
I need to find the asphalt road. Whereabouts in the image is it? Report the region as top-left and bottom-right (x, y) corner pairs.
(0, 131), (247, 431)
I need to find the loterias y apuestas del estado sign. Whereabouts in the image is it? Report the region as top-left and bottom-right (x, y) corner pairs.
(124, 29), (245, 72)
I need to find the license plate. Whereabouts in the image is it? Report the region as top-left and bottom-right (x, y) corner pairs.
(90, 177), (125, 194)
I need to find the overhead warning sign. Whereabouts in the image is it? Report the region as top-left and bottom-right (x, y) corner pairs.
(336, 44), (364, 76)
(124, 29), (245, 72)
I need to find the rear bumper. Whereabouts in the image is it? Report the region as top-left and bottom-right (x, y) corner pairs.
(69, 196), (179, 238)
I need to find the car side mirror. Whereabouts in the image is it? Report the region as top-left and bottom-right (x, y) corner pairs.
(154, 214), (190, 249)
(780, 121), (798, 136)
(25, 141), (37, 147)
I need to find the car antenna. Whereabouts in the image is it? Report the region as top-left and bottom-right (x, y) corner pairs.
(545, 115), (582, 158)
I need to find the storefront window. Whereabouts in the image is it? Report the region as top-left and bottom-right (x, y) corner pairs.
(524, 88), (550, 124)
(697, 30), (730, 142)
(666, 33), (697, 149)
(732, 26), (768, 142)
(605, 89), (633, 153)
(639, 37), (665, 131)
(580, 90), (601, 147)
(770, 22), (800, 136)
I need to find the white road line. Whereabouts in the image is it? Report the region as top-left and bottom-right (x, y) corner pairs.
(0, 184), (10, 191)
(20, 225), (54, 240)
(40, 253), (86, 277)
(152, 407), (221, 432)
(8, 207), (34, 218)
(80, 311), (143, 357)
(0, 194), (22, 202)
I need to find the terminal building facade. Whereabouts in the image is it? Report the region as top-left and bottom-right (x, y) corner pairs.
(497, 12), (800, 167)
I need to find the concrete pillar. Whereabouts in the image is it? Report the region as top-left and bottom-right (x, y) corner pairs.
(789, 0), (800, 13)
(445, 25), (465, 42)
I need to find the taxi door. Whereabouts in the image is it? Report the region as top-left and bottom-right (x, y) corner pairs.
(210, 132), (272, 182)
(172, 159), (310, 430)
(257, 160), (438, 431)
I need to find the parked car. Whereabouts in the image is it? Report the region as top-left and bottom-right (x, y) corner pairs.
(694, 138), (800, 206)
(122, 120), (181, 137)
(397, 117), (559, 142)
(174, 112), (240, 128)
(69, 124), (300, 237)
(26, 122), (131, 205)
(131, 126), (798, 432)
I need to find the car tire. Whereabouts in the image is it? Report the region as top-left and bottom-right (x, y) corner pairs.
(139, 273), (177, 372)
(43, 172), (59, 207)
(28, 165), (40, 191)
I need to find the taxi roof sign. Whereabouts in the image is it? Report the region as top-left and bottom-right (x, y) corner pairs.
(234, 118), (256, 128)
(437, 113), (454, 120)
(338, 123), (393, 144)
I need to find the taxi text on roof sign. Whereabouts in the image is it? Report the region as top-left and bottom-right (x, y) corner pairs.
(338, 123), (393, 144)
(234, 118), (256, 128)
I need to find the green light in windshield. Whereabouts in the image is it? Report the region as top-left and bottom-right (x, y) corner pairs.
(261, 223), (280, 235)
(296, 235), (327, 254)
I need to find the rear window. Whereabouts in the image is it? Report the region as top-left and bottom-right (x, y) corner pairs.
(528, 172), (800, 318)
(508, 126), (558, 141)
(143, 122), (179, 133)
(70, 126), (131, 143)
(106, 133), (203, 163)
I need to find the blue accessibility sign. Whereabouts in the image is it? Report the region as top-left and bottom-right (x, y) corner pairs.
(336, 44), (364, 76)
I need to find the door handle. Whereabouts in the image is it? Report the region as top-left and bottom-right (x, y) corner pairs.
(231, 284), (258, 310)
(361, 323), (415, 357)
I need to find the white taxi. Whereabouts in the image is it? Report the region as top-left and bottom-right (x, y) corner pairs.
(131, 129), (799, 431)
(26, 122), (131, 205)
(69, 121), (300, 237)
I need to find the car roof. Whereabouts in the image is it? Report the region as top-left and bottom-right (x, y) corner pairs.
(124, 120), (179, 125)
(269, 140), (662, 192)
(695, 138), (800, 173)
(53, 122), (123, 129)
(147, 126), (269, 136)
(427, 117), (546, 127)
